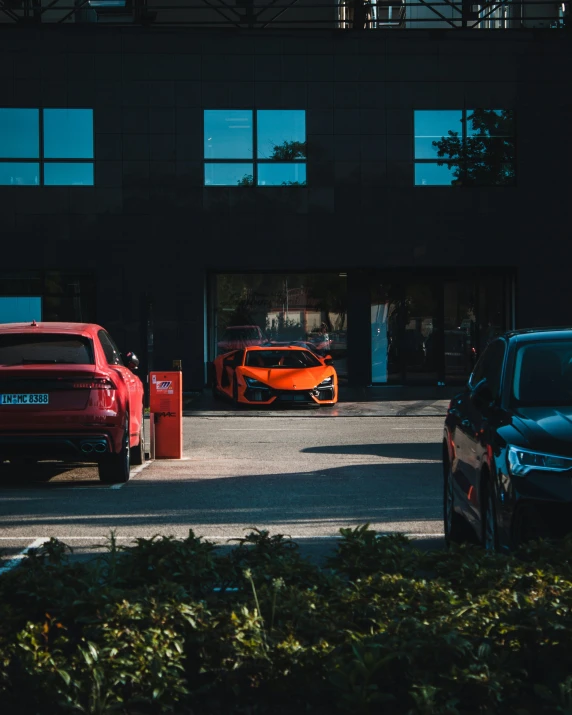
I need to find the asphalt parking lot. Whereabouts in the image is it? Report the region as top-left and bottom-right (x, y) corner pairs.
(0, 396), (450, 571)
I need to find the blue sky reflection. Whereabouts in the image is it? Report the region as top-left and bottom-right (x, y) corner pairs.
(204, 163), (253, 186)
(414, 110), (462, 159)
(44, 109), (93, 159)
(258, 163), (306, 186)
(0, 109), (39, 159)
(0, 163), (39, 185)
(257, 110), (306, 159)
(204, 111), (253, 160)
(44, 163), (94, 186)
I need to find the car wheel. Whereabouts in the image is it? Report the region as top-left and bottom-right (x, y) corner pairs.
(99, 415), (130, 484)
(131, 410), (145, 466)
(444, 446), (474, 546)
(481, 476), (498, 552)
(232, 374), (239, 404)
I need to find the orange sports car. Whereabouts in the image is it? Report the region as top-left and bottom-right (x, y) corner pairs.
(212, 345), (337, 406)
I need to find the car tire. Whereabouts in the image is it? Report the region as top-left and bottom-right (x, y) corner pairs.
(131, 411), (145, 466)
(444, 445), (474, 546)
(99, 415), (130, 484)
(481, 474), (498, 552)
(232, 374), (239, 404)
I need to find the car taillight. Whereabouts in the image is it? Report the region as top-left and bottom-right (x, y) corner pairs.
(72, 378), (116, 390)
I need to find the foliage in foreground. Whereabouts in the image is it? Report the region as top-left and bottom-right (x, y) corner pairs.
(2, 526), (572, 714)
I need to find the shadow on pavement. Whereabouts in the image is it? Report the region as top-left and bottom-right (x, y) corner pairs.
(0, 461), (443, 531)
(301, 443), (441, 461)
(0, 461), (101, 488)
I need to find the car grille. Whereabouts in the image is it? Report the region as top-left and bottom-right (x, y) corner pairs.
(276, 391), (314, 403)
(316, 387), (334, 401)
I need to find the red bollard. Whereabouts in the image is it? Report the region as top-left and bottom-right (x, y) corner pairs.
(149, 371), (183, 459)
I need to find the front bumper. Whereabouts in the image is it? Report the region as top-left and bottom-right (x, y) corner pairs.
(241, 385), (336, 405)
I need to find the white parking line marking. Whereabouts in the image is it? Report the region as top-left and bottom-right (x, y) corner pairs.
(0, 537), (50, 575)
(220, 429), (309, 431)
(109, 460), (153, 489)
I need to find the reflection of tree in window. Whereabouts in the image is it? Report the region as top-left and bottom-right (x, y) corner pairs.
(269, 140), (307, 161)
(432, 110), (515, 186)
(237, 173), (254, 186)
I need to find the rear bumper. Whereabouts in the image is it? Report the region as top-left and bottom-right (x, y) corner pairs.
(0, 432), (116, 461)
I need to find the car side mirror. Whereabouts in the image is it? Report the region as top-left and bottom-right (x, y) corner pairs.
(324, 355), (334, 366)
(124, 351), (139, 370)
(471, 378), (494, 408)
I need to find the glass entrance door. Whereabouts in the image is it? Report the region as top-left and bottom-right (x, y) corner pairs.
(403, 281), (441, 384)
(370, 272), (512, 386)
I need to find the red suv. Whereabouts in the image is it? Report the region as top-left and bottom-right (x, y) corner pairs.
(0, 322), (145, 484)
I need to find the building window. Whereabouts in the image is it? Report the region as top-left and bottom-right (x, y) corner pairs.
(204, 110), (306, 187)
(0, 296), (42, 323)
(0, 108), (94, 186)
(414, 109), (515, 186)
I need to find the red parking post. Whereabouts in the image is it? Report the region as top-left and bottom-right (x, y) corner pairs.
(149, 371), (183, 459)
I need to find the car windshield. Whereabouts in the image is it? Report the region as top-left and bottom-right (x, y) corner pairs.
(512, 340), (572, 406)
(223, 328), (260, 340)
(0, 334), (94, 366)
(245, 350), (321, 369)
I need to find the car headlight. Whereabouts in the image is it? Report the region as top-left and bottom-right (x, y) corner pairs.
(244, 376), (270, 389)
(507, 445), (572, 476)
(318, 376), (333, 387)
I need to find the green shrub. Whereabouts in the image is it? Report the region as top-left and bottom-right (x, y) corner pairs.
(2, 527), (572, 714)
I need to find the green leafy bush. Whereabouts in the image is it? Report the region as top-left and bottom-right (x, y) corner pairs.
(2, 526), (572, 714)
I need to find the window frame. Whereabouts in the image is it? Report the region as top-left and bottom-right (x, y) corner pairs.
(203, 109), (306, 188)
(0, 108), (94, 187)
(413, 108), (516, 188)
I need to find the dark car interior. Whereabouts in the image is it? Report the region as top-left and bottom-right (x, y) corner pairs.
(245, 350), (321, 369)
(513, 342), (572, 406)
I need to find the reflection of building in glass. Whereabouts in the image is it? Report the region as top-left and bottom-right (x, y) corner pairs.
(0, 9), (566, 392)
(215, 274), (348, 377)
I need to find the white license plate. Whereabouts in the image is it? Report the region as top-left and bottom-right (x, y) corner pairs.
(0, 393), (49, 405)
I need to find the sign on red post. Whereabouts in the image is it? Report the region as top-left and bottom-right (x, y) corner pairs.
(149, 371), (182, 459)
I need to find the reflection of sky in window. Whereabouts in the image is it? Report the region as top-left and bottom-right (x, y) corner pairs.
(44, 110), (93, 159)
(0, 109), (39, 158)
(0, 163), (39, 185)
(257, 110), (305, 159)
(44, 163), (94, 186)
(0, 297), (42, 323)
(414, 110), (462, 159)
(204, 163), (253, 186)
(258, 163), (306, 186)
(204, 111), (253, 159)
(415, 162), (457, 186)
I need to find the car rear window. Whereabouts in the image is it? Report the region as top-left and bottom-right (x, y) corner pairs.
(245, 349), (321, 368)
(0, 334), (94, 366)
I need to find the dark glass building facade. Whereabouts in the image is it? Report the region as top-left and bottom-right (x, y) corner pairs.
(0, 6), (570, 391)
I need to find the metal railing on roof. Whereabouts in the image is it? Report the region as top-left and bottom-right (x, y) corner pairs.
(0, 0), (568, 29)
